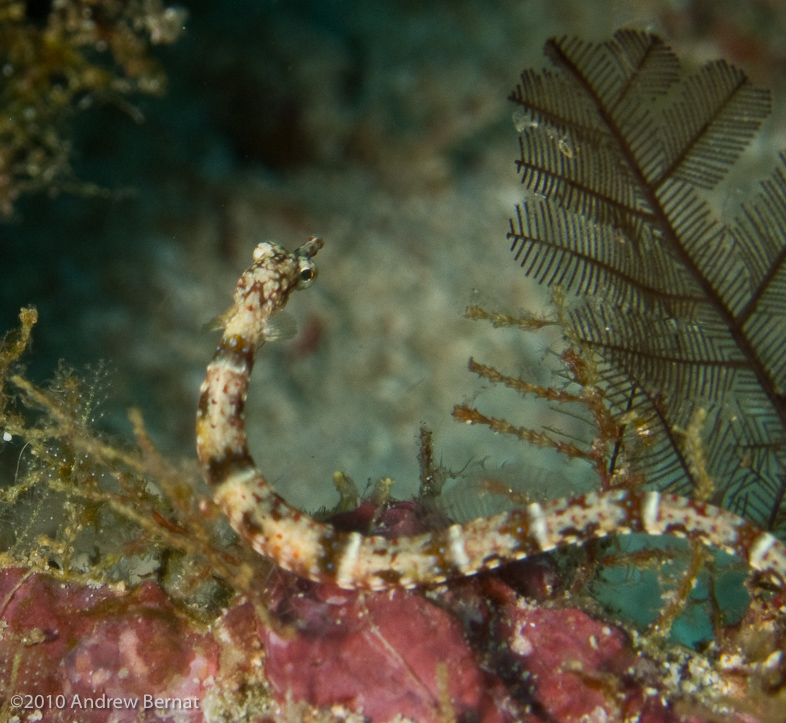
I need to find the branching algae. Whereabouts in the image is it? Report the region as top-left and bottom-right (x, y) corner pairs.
(0, 0), (186, 215)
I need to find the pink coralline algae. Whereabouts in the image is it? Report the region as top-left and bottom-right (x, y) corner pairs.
(0, 567), (218, 723)
(257, 501), (714, 723)
(1, 497), (772, 723)
(262, 578), (511, 722)
(256, 571), (705, 723)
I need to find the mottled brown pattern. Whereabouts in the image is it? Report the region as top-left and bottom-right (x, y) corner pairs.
(197, 239), (786, 590)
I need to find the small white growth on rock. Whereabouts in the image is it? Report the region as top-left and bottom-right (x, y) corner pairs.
(579, 706), (608, 723)
(763, 650), (782, 670)
(511, 625), (533, 656)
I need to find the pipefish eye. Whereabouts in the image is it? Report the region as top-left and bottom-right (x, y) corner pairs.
(298, 262), (317, 286)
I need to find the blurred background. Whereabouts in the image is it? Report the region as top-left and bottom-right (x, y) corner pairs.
(2, 0), (786, 512)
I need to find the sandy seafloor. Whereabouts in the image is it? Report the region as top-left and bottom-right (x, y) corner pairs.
(2, 0), (786, 519)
